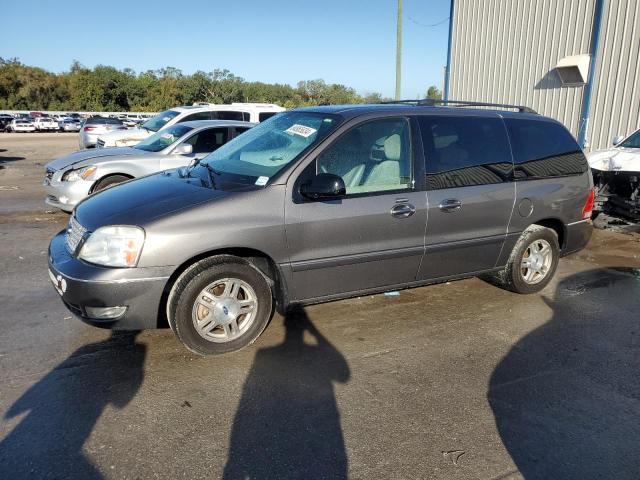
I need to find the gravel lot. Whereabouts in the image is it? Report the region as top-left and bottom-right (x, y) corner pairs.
(1, 133), (640, 479)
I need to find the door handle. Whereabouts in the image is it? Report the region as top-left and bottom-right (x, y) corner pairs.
(390, 203), (416, 218)
(438, 198), (462, 212)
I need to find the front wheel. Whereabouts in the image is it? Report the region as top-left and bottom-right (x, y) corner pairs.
(168, 257), (274, 355)
(483, 225), (559, 294)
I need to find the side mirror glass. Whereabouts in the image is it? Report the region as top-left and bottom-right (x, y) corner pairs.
(300, 173), (346, 200)
(612, 135), (624, 146)
(173, 143), (193, 155)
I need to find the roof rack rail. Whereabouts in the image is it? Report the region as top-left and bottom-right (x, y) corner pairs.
(380, 98), (537, 114)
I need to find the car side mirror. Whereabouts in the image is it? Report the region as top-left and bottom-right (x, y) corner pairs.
(300, 173), (346, 200)
(612, 135), (624, 146)
(173, 144), (193, 155)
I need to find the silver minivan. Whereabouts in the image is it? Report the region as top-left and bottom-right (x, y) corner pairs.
(48, 102), (594, 355)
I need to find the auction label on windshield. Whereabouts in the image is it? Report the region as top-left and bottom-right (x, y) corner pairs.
(285, 124), (317, 138)
(255, 176), (269, 186)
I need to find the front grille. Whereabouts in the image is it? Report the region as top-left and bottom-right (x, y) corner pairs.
(66, 215), (88, 254)
(96, 139), (105, 148)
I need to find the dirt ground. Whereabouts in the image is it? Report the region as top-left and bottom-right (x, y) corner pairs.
(1, 133), (639, 479)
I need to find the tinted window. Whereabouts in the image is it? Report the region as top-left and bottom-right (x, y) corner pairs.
(505, 118), (588, 179)
(86, 116), (124, 125)
(213, 111), (244, 121)
(318, 118), (412, 195)
(619, 129), (640, 148)
(419, 116), (512, 190)
(259, 112), (277, 122)
(180, 112), (212, 122)
(184, 128), (229, 154)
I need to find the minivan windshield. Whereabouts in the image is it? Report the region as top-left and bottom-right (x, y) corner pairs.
(142, 109), (180, 132)
(619, 129), (640, 148)
(135, 124), (193, 152)
(197, 111), (339, 184)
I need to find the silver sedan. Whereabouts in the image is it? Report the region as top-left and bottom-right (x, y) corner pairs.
(43, 120), (253, 212)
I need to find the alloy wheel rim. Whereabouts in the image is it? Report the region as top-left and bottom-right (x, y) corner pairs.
(520, 239), (553, 285)
(191, 277), (258, 343)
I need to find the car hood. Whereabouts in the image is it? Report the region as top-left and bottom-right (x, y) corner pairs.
(46, 147), (140, 171)
(74, 170), (234, 230)
(98, 128), (151, 144)
(587, 147), (640, 172)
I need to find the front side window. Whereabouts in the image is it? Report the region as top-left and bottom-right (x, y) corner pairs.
(197, 112), (339, 184)
(134, 124), (193, 152)
(142, 109), (180, 132)
(505, 118), (588, 179)
(419, 115), (512, 190)
(184, 128), (229, 154)
(317, 118), (412, 195)
(179, 111), (212, 123)
(619, 129), (640, 148)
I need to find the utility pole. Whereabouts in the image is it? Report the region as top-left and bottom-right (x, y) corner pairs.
(395, 0), (403, 100)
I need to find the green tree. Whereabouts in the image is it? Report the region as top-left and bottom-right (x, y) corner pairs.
(426, 85), (442, 100)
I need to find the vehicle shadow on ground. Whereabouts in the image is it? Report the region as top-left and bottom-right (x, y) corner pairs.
(0, 331), (146, 479)
(0, 155), (26, 165)
(223, 307), (350, 479)
(488, 268), (640, 479)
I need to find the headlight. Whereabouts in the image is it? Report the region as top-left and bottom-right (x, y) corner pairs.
(62, 165), (97, 182)
(78, 226), (145, 267)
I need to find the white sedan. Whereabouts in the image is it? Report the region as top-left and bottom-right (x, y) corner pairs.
(6, 118), (36, 132)
(587, 130), (640, 222)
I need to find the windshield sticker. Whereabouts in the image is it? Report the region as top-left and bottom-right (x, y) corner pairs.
(160, 133), (173, 139)
(255, 176), (269, 186)
(285, 124), (317, 138)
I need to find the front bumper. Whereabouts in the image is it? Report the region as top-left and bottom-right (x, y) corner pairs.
(48, 230), (172, 330)
(43, 176), (93, 212)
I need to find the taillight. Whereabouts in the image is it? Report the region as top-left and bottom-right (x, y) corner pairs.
(582, 187), (595, 219)
(84, 126), (96, 132)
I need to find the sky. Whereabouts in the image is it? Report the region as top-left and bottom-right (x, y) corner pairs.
(1, 0), (451, 99)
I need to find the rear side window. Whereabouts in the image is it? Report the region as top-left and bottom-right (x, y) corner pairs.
(212, 111), (245, 121)
(418, 116), (512, 190)
(86, 117), (123, 125)
(259, 112), (277, 122)
(505, 119), (588, 179)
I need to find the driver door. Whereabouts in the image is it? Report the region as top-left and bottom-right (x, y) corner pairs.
(285, 117), (427, 301)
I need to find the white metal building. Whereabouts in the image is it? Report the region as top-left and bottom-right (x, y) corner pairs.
(444, 0), (640, 151)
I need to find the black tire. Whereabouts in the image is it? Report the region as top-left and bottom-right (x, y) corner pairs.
(483, 225), (559, 294)
(93, 175), (131, 192)
(168, 256), (273, 355)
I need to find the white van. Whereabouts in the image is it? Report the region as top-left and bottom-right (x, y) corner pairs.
(96, 103), (284, 148)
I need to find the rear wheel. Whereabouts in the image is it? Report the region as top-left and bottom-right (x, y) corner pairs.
(93, 175), (131, 192)
(483, 225), (559, 294)
(168, 256), (273, 355)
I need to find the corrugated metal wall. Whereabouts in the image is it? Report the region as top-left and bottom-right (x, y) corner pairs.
(589, 0), (640, 149)
(450, 0), (596, 139)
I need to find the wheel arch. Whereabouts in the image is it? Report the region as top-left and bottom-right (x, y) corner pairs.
(89, 173), (135, 194)
(532, 217), (566, 251)
(157, 247), (288, 329)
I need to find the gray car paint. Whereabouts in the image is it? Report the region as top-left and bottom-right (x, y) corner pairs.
(49, 105), (593, 330)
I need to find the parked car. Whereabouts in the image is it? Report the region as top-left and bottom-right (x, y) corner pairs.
(96, 103), (284, 148)
(79, 116), (127, 149)
(34, 117), (59, 131)
(47, 102), (594, 355)
(59, 117), (82, 132)
(44, 120), (252, 212)
(0, 114), (14, 132)
(6, 118), (36, 132)
(588, 129), (640, 222)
